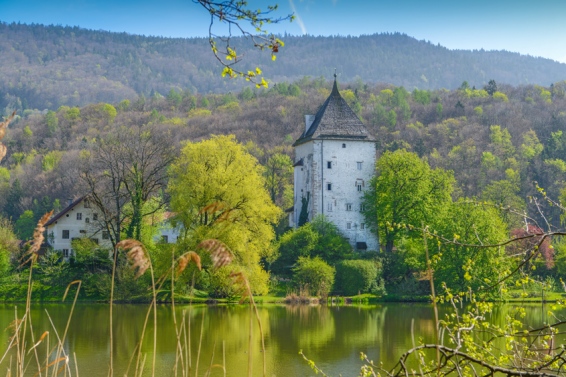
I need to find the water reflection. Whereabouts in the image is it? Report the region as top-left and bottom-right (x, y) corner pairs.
(0, 302), (559, 376)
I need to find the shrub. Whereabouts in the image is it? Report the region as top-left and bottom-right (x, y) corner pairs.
(335, 259), (383, 296)
(292, 256), (335, 297)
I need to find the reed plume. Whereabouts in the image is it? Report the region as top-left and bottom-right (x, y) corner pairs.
(177, 251), (202, 274)
(197, 239), (233, 269)
(0, 110), (16, 162)
(22, 210), (54, 264)
(115, 239), (150, 278)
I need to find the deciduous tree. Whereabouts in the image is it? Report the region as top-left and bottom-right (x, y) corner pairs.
(363, 149), (454, 252)
(168, 135), (280, 294)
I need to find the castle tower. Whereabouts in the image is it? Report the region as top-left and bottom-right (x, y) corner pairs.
(292, 76), (379, 251)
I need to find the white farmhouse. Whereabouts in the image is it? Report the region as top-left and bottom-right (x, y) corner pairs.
(45, 196), (181, 260)
(292, 77), (379, 251)
(44, 196), (112, 259)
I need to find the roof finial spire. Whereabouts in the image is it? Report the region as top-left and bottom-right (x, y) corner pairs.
(331, 69), (339, 96)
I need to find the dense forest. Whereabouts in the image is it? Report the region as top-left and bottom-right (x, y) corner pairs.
(2, 77), (566, 229)
(2, 22), (566, 111)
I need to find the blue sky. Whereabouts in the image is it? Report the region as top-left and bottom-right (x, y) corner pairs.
(1, 0), (566, 63)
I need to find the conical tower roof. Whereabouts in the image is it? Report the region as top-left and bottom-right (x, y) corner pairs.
(294, 77), (374, 146)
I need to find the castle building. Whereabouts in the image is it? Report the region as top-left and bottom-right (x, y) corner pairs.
(292, 76), (379, 251)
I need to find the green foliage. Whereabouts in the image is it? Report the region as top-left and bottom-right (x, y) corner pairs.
(271, 225), (319, 276)
(493, 91), (509, 102)
(309, 215), (353, 263)
(42, 150), (63, 171)
(292, 256), (335, 297)
(412, 89), (430, 105)
(298, 195), (309, 227)
(484, 79), (497, 96)
(45, 110), (58, 135)
(169, 135), (280, 295)
(520, 129), (543, 160)
(433, 200), (509, 293)
(272, 215), (352, 278)
(15, 210), (35, 240)
(334, 259), (384, 296)
(364, 149), (454, 252)
(0, 217), (18, 274)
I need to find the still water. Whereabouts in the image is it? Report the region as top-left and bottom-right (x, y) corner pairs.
(0, 302), (556, 376)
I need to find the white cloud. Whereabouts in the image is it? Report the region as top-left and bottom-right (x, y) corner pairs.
(289, 0), (307, 34)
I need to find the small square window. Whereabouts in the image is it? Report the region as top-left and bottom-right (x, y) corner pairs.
(85, 217), (90, 224)
(62, 230), (70, 239)
(327, 161), (332, 169)
(161, 235), (169, 244)
(102, 231), (110, 240)
(327, 183), (332, 191)
(346, 222), (352, 230)
(361, 223), (365, 230)
(93, 213), (98, 221)
(346, 203), (352, 211)
(79, 230), (86, 234)
(76, 213), (82, 220)
(84, 200), (91, 208)
(357, 162), (362, 170)
(342, 143), (346, 148)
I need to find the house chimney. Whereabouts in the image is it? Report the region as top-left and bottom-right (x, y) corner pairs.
(305, 115), (315, 132)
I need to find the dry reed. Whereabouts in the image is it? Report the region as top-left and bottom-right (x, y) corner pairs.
(0, 110), (16, 162)
(0, 211), (84, 377)
(197, 239), (233, 269)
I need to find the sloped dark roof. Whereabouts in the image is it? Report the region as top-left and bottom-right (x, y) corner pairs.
(293, 78), (374, 146)
(45, 196), (86, 226)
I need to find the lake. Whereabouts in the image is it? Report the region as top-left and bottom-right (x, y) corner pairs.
(0, 302), (555, 376)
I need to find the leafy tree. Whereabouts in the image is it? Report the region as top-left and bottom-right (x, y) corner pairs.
(363, 150), (454, 252)
(168, 135), (280, 295)
(481, 179), (525, 229)
(309, 215), (353, 263)
(334, 259), (383, 296)
(3, 179), (23, 220)
(45, 110), (58, 135)
(433, 200), (509, 293)
(520, 129), (543, 161)
(271, 224), (319, 277)
(15, 210), (35, 240)
(264, 152), (293, 207)
(298, 195), (309, 227)
(484, 79), (498, 96)
(292, 256), (335, 297)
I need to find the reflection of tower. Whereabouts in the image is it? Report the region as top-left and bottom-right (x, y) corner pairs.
(292, 76), (379, 251)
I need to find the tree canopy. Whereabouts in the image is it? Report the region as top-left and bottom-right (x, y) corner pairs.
(363, 149), (454, 252)
(168, 134), (281, 294)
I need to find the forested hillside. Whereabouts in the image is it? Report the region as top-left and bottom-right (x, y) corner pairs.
(2, 22), (566, 111)
(2, 77), (566, 237)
